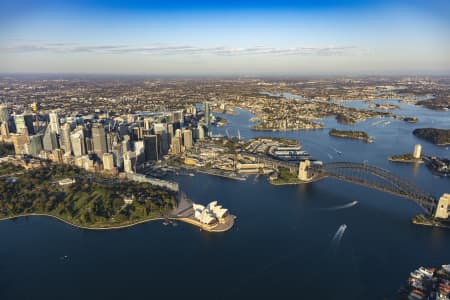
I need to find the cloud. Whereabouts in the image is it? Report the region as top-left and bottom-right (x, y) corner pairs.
(0, 42), (364, 56)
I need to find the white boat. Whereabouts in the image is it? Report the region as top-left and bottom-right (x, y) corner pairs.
(442, 265), (450, 273)
(418, 267), (433, 277)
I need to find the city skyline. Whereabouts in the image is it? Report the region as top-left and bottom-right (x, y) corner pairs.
(1, 0), (450, 75)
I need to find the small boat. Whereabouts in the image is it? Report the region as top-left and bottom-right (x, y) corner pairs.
(163, 221), (169, 226)
(188, 173), (195, 177)
(442, 264), (450, 273)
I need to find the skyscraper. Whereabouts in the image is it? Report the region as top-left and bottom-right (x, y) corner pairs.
(14, 114), (35, 135)
(25, 134), (43, 157)
(60, 123), (72, 155)
(70, 127), (86, 157)
(0, 104), (9, 123)
(102, 153), (115, 170)
(170, 136), (182, 154)
(204, 102), (211, 136)
(0, 122), (9, 137)
(182, 129), (193, 150)
(197, 125), (205, 141)
(123, 151), (136, 173)
(143, 134), (160, 161)
(48, 112), (60, 134)
(43, 125), (59, 151)
(92, 123), (108, 158)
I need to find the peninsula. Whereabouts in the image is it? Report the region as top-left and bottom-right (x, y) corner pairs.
(0, 160), (178, 229)
(413, 128), (450, 146)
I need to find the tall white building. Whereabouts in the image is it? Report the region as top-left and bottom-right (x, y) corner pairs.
(49, 112), (60, 134)
(70, 127), (86, 157)
(60, 123), (72, 155)
(123, 151), (136, 173)
(182, 129), (193, 149)
(102, 153), (115, 170)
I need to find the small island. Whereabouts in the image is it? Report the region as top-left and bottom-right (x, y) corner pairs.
(389, 153), (422, 163)
(413, 128), (450, 146)
(369, 103), (399, 110)
(329, 128), (373, 143)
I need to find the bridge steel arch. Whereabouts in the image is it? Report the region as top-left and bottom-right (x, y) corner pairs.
(313, 162), (437, 215)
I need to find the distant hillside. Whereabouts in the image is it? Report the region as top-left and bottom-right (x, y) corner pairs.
(413, 128), (450, 146)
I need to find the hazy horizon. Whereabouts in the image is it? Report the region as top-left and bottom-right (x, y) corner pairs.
(1, 0), (450, 75)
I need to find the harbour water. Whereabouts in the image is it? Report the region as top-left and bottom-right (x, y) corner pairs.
(1, 101), (449, 299)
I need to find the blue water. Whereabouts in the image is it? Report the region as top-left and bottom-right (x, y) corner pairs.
(1, 102), (449, 300)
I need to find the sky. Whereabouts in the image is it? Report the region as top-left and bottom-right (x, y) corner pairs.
(0, 0), (449, 75)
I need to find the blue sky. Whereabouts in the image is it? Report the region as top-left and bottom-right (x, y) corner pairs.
(0, 0), (449, 74)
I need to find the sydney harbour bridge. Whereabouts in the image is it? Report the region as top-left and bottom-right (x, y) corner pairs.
(249, 154), (438, 216)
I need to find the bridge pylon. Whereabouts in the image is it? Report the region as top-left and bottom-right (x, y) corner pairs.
(435, 193), (450, 219)
(298, 160), (313, 181)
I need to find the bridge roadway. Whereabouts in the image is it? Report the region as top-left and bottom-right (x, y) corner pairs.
(246, 154), (437, 215)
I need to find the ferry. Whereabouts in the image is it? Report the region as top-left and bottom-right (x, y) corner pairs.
(418, 267), (434, 277)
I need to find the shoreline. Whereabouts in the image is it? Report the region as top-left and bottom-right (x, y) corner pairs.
(0, 212), (236, 232)
(0, 213), (165, 230)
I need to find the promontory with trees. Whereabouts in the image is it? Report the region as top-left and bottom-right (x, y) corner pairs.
(413, 128), (450, 146)
(0, 162), (177, 229)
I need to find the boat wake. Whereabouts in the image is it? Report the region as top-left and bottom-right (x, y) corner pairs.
(331, 224), (347, 252)
(320, 201), (358, 211)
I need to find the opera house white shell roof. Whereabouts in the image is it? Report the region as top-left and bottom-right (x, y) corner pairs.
(192, 201), (229, 224)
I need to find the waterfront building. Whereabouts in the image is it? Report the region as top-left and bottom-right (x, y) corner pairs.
(102, 152), (115, 170)
(413, 144), (422, 159)
(92, 123), (108, 158)
(182, 129), (193, 149)
(193, 201), (229, 225)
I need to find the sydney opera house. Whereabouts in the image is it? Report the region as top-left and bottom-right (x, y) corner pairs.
(193, 201), (229, 225)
